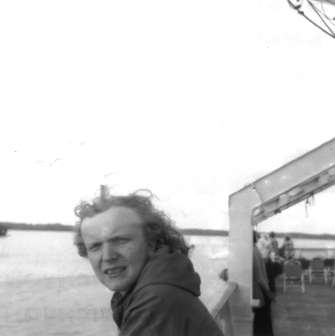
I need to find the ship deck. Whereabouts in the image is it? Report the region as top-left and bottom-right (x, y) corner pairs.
(272, 281), (335, 336)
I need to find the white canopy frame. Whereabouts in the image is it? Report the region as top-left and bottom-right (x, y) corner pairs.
(227, 137), (335, 336)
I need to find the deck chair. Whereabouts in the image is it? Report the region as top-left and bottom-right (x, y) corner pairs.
(324, 257), (335, 285)
(326, 265), (335, 285)
(309, 257), (326, 283)
(283, 260), (305, 293)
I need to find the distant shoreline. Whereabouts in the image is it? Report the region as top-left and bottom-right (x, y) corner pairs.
(1, 222), (335, 240)
(1, 222), (74, 232)
(180, 229), (335, 240)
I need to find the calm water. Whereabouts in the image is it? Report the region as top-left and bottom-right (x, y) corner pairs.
(0, 231), (229, 282)
(1, 230), (334, 336)
(0, 231), (230, 336)
(0, 230), (334, 282)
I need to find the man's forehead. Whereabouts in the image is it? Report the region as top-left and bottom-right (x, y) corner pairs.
(81, 206), (144, 236)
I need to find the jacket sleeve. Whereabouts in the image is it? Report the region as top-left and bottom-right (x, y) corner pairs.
(119, 285), (224, 336)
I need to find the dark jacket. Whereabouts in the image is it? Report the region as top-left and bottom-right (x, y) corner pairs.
(111, 246), (224, 336)
(253, 245), (270, 307)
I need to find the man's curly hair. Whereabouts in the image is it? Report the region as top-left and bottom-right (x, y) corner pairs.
(74, 186), (190, 258)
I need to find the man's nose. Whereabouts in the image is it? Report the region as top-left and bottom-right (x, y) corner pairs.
(102, 242), (118, 261)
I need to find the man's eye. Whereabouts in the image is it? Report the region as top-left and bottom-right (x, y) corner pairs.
(116, 238), (129, 244)
(89, 245), (100, 251)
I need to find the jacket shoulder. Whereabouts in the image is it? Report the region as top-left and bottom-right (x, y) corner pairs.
(123, 284), (224, 336)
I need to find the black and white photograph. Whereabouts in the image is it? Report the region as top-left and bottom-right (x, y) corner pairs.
(1, 1), (335, 335)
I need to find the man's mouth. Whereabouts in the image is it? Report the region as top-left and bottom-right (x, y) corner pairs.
(104, 267), (126, 277)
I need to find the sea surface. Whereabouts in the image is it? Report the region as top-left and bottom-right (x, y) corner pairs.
(1, 231), (334, 282)
(0, 231), (230, 282)
(0, 230), (334, 336)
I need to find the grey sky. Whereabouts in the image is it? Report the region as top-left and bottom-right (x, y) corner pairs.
(1, 1), (335, 233)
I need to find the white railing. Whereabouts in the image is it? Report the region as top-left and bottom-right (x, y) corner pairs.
(294, 248), (335, 259)
(210, 281), (238, 336)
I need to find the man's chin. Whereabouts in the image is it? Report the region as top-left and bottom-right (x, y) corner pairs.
(97, 272), (135, 293)
(103, 279), (129, 293)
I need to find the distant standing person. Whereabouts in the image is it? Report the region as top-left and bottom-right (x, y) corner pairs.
(253, 231), (275, 336)
(73, 186), (224, 336)
(268, 231), (282, 279)
(268, 232), (279, 257)
(281, 235), (295, 260)
(257, 233), (276, 293)
(256, 233), (271, 260)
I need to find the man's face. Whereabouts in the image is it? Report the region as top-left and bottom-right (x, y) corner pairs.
(81, 206), (155, 294)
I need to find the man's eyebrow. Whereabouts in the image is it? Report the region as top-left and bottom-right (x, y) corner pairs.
(106, 234), (131, 242)
(86, 231), (134, 247)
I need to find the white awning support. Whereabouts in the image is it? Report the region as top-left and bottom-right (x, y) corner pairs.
(227, 137), (335, 336)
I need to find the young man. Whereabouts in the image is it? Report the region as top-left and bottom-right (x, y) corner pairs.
(74, 187), (224, 336)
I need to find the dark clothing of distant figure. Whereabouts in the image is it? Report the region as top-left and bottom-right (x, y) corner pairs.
(269, 237), (283, 282)
(265, 259), (276, 293)
(253, 246), (274, 336)
(257, 237), (276, 293)
(111, 245), (224, 336)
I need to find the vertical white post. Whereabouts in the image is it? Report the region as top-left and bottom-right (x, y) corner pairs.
(228, 185), (262, 336)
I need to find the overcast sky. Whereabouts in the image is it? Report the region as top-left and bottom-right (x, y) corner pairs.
(1, 1), (335, 234)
